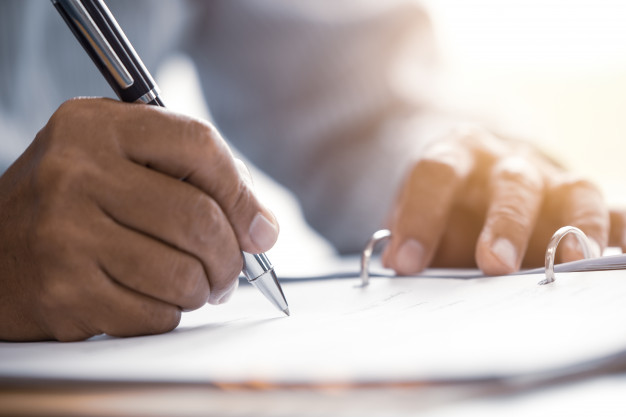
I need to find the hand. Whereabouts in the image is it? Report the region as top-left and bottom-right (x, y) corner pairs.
(382, 126), (610, 276)
(0, 98), (279, 342)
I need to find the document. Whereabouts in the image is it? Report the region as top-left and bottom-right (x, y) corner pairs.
(2, 266), (626, 385)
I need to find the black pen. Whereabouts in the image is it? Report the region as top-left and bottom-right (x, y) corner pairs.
(51, 0), (289, 316)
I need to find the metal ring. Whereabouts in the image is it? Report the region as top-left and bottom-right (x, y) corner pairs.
(360, 229), (392, 287)
(539, 226), (596, 285)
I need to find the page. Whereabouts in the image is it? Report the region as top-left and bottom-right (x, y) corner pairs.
(531, 252), (626, 274)
(2, 268), (626, 385)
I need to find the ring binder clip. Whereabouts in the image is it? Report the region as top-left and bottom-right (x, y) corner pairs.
(539, 226), (595, 285)
(360, 229), (391, 286)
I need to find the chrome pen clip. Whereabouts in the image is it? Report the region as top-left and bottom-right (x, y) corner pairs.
(51, 0), (133, 89)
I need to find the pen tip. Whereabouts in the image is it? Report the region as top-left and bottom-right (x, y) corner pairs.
(283, 307), (290, 317)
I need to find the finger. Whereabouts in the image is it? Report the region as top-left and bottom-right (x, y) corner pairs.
(429, 205), (484, 267)
(609, 209), (626, 252)
(121, 104), (279, 254)
(94, 159), (242, 303)
(92, 269), (182, 338)
(72, 98), (279, 254)
(382, 141), (473, 275)
(97, 218), (211, 311)
(39, 265), (181, 341)
(552, 179), (608, 262)
(475, 156), (544, 275)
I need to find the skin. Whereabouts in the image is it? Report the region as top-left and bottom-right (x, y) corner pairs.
(0, 98), (279, 342)
(382, 125), (615, 276)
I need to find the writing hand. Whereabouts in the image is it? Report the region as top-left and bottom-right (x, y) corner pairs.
(0, 98), (279, 341)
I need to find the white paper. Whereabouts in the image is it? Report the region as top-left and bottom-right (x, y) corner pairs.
(2, 268), (626, 385)
(542, 252), (626, 273)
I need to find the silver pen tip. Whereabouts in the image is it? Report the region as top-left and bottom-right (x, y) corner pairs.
(283, 307), (290, 317)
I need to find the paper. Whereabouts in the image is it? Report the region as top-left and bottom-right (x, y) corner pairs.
(2, 267), (626, 385)
(271, 244), (626, 280)
(543, 253), (626, 273)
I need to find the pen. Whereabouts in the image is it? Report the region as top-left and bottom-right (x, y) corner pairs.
(51, 0), (289, 316)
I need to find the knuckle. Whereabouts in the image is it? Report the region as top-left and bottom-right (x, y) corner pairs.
(234, 158), (254, 187)
(412, 156), (461, 186)
(492, 157), (543, 190)
(488, 204), (533, 233)
(417, 137), (473, 181)
(170, 257), (209, 309)
(553, 176), (601, 196)
(571, 211), (610, 235)
(211, 255), (243, 298)
(33, 138), (101, 205)
(551, 177), (608, 225)
(148, 307), (181, 335)
(53, 324), (94, 342)
(44, 99), (97, 145)
(36, 152), (93, 196)
(47, 99), (80, 131)
(185, 119), (221, 154)
(182, 193), (224, 246)
(226, 179), (254, 216)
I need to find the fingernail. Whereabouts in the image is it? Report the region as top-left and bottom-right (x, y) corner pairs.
(395, 239), (425, 274)
(490, 238), (518, 271)
(249, 212), (279, 251)
(218, 279), (239, 305)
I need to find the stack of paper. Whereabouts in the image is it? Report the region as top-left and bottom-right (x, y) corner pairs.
(2, 266), (626, 386)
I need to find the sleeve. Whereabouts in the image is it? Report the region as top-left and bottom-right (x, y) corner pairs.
(182, 0), (454, 253)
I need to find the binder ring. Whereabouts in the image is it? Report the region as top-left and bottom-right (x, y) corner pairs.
(539, 226), (595, 285)
(360, 229), (392, 286)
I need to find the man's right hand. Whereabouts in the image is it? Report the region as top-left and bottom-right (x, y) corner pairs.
(0, 98), (279, 342)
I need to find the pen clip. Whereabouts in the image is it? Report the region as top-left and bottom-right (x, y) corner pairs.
(53, 0), (133, 89)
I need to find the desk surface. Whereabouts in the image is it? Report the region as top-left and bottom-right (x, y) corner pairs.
(0, 381), (475, 417)
(2, 373), (626, 417)
(4, 267), (626, 415)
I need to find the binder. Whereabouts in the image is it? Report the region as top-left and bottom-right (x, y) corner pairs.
(2, 225), (626, 389)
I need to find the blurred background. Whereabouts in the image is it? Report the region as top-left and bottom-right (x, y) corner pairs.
(423, 0), (626, 207)
(158, 0), (626, 258)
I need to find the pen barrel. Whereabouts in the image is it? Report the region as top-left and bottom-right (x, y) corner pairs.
(52, 0), (159, 103)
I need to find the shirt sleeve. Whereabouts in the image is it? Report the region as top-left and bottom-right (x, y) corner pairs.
(183, 0), (451, 253)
